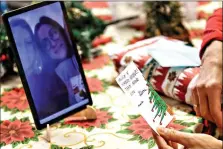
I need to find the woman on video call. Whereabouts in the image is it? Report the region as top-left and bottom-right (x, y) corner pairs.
(10, 18), (57, 119)
(34, 16), (85, 106)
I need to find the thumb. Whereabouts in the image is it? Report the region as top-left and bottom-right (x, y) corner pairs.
(157, 127), (193, 146)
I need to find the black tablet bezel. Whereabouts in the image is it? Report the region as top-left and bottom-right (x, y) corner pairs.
(2, 1), (93, 130)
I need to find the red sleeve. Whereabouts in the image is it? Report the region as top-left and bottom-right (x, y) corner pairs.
(200, 8), (222, 58)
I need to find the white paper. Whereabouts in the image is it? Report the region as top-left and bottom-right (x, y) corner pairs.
(116, 62), (173, 134)
(116, 62), (146, 95)
(136, 96), (173, 134)
(148, 38), (201, 67)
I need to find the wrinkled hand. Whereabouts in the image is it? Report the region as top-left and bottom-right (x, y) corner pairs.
(152, 127), (222, 149)
(192, 40), (222, 129)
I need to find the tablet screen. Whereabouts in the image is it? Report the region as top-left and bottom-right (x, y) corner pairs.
(7, 2), (90, 124)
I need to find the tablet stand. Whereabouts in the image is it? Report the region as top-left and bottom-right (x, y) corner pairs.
(65, 105), (97, 121)
(45, 124), (51, 143)
(44, 106), (97, 143)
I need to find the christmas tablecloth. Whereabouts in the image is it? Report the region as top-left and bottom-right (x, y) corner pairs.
(1, 2), (222, 149)
(0, 63), (204, 149)
(0, 32), (206, 149)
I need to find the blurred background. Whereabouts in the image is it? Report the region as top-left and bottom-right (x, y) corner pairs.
(0, 1), (222, 79)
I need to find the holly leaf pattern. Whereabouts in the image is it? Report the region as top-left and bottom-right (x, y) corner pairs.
(86, 126), (94, 132)
(20, 117), (30, 122)
(80, 145), (94, 149)
(148, 138), (156, 149)
(3, 88), (12, 92)
(117, 129), (133, 134)
(50, 144), (87, 149)
(50, 144), (63, 149)
(100, 107), (110, 111)
(174, 120), (196, 127)
(0, 143), (6, 148)
(139, 139), (148, 144)
(121, 122), (132, 127)
(12, 142), (20, 148)
(108, 117), (117, 122)
(128, 135), (141, 141)
(102, 79), (110, 91)
(1, 106), (20, 114)
(128, 115), (140, 119)
(100, 124), (106, 129)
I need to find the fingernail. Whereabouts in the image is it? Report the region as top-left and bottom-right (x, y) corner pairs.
(157, 126), (166, 134)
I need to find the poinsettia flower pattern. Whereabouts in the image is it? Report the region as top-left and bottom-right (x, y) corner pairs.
(128, 116), (185, 140)
(86, 77), (104, 93)
(82, 55), (110, 70)
(64, 109), (112, 128)
(1, 88), (29, 111)
(0, 120), (34, 145)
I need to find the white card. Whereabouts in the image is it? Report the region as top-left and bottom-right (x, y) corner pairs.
(138, 96), (173, 134)
(116, 62), (173, 134)
(129, 83), (148, 97)
(116, 61), (146, 93)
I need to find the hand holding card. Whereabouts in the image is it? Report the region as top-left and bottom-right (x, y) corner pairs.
(116, 62), (173, 134)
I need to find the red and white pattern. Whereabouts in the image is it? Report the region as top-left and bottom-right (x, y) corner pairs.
(161, 68), (185, 99)
(185, 74), (200, 105)
(83, 2), (112, 21)
(112, 37), (202, 104)
(150, 66), (170, 93)
(173, 67), (200, 102)
(112, 37), (161, 71)
(133, 55), (152, 70)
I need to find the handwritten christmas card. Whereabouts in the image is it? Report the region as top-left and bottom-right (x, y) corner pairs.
(116, 62), (173, 134)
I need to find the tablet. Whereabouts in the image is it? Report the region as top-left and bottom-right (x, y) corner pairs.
(2, 1), (93, 130)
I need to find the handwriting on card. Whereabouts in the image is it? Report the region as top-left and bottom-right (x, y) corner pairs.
(138, 89), (146, 96)
(120, 69), (140, 90)
(116, 65), (145, 98)
(138, 101), (144, 107)
(116, 62), (173, 134)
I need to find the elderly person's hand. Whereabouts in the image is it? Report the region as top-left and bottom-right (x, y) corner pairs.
(152, 127), (222, 149)
(192, 40), (222, 129)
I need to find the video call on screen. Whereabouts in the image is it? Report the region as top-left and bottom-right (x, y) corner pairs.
(8, 2), (89, 123)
